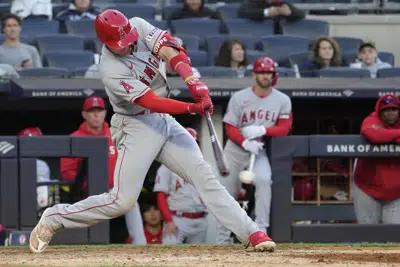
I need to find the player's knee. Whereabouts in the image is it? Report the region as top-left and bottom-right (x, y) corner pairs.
(113, 195), (137, 215)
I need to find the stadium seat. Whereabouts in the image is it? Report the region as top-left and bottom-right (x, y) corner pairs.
(43, 51), (95, 71)
(176, 34), (200, 50)
(162, 4), (182, 20)
(17, 67), (69, 78)
(69, 66), (91, 77)
(332, 36), (363, 53)
(35, 35), (86, 56)
(205, 34), (258, 65)
(216, 4), (240, 19)
(245, 66), (296, 77)
(246, 50), (264, 65)
(171, 19), (221, 48)
(226, 19), (274, 36)
(52, 3), (69, 15)
(281, 19), (329, 40)
(65, 20), (96, 39)
(188, 50), (208, 67)
(146, 19), (168, 31)
(317, 67), (371, 78)
(107, 4), (156, 19)
(287, 51), (314, 77)
(260, 35), (309, 68)
(20, 20), (60, 37)
(0, 4), (10, 15)
(195, 66), (237, 77)
(341, 52), (357, 66)
(379, 52), (395, 66)
(377, 67), (400, 78)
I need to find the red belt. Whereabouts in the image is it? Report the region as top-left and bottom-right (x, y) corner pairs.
(171, 211), (207, 219)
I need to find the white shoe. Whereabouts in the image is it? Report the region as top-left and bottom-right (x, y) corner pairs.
(29, 208), (62, 253)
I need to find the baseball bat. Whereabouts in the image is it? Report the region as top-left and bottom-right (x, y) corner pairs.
(248, 153), (256, 173)
(205, 111), (230, 176)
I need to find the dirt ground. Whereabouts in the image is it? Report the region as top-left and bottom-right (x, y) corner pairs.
(1, 245), (400, 267)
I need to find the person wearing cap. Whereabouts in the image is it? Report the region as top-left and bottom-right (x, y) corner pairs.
(60, 96), (147, 244)
(349, 41), (392, 78)
(353, 94), (400, 224)
(18, 127), (51, 212)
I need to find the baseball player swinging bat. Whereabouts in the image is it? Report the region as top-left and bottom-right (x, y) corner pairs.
(239, 153), (255, 184)
(205, 111), (230, 176)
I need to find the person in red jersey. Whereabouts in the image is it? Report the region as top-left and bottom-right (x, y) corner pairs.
(353, 94), (400, 224)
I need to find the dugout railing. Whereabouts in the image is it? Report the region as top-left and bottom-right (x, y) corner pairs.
(0, 136), (110, 245)
(269, 135), (400, 243)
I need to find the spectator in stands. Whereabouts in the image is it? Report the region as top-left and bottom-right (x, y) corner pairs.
(353, 94), (400, 224)
(238, 0), (305, 34)
(215, 38), (251, 78)
(349, 41), (392, 78)
(11, 0), (52, 20)
(18, 127), (51, 211)
(302, 36), (341, 77)
(140, 203), (163, 244)
(167, 0), (228, 33)
(56, 0), (100, 22)
(0, 14), (42, 70)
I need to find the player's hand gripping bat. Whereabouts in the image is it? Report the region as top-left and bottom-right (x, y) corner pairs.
(205, 111), (230, 176)
(239, 153), (255, 184)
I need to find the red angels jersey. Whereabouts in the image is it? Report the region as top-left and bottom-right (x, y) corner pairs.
(223, 87), (292, 129)
(99, 17), (170, 116)
(153, 165), (207, 213)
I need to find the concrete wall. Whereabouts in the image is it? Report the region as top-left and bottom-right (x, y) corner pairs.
(309, 15), (400, 66)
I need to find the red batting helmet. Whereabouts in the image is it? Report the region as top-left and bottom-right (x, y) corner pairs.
(94, 9), (139, 50)
(18, 127), (43, 136)
(186, 127), (198, 141)
(253, 57), (278, 86)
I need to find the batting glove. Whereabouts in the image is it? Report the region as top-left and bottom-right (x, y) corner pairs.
(187, 96), (213, 116)
(185, 76), (209, 103)
(242, 125), (266, 140)
(241, 139), (264, 155)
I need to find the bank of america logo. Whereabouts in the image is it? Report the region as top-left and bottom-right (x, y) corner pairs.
(0, 141), (14, 154)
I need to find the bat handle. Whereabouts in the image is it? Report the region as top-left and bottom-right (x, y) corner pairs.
(248, 153), (256, 172)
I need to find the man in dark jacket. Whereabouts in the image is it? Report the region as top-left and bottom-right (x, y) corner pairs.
(56, 0), (100, 21)
(238, 0), (305, 34)
(168, 0), (228, 33)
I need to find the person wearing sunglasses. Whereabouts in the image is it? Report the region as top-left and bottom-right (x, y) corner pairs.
(353, 94), (400, 224)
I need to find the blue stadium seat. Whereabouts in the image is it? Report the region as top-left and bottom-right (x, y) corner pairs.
(260, 35), (309, 68)
(69, 66), (91, 77)
(0, 34), (34, 45)
(176, 34), (200, 50)
(281, 19), (329, 40)
(107, 4), (156, 19)
(44, 51), (95, 71)
(162, 4), (182, 20)
(341, 52), (357, 66)
(226, 19), (274, 36)
(206, 34), (258, 65)
(317, 67), (371, 78)
(35, 35), (86, 56)
(379, 52), (395, 66)
(188, 50), (208, 67)
(216, 4), (240, 19)
(195, 66), (237, 77)
(332, 37), (362, 53)
(287, 51), (313, 77)
(377, 67), (400, 78)
(21, 20), (60, 37)
(17, 67), (69, 78)
(246, 50), (264, 65)
(65, 20), (96, 39)
(146, 19), (168, 31)
(171, 19), (221, 48)
(0, 4), (10, 15)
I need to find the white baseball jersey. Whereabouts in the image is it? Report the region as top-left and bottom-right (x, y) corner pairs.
(153, 165), (207, 213)
(223, 87), (292, 129)
(99, 17), (170, 116)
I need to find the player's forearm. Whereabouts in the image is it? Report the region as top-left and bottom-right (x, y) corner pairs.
(135, 90), (192, 114)
(156, 192), (173, 223)
(266, 119), (292, 137)
(225, 123), (246, 146)
(361, 128), (400, 143)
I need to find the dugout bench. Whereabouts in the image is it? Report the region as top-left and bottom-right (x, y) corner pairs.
(269, 135), (400, 243)
(0, 136), (110, 245)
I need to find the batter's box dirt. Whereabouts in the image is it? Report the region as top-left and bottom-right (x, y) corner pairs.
(1, 244), (400, 267)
